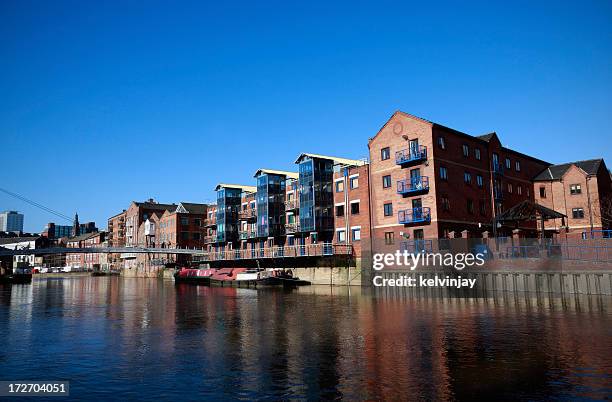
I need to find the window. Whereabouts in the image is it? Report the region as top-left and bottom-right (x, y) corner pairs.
(193, 233), (201, 240)
(441, 196), (450, 211)
(335, 180), (344, 193)
(572, 208), (585, 219)
(505, 158), (511, 169)
(539, 187), (546, 198)
(508, 183), (513, 193)
(467, 199), (474, 214)
(515, 161), (521, 171)
(479, 200), (486, 215)
(464, 171), (472, 184)
(351, 202), (360, 215)
(462, 144), (469, 157)
(570, 184), (582, 195)
(476, 175), (484, 187)
(381, 147), (390, 160)
(351, 228), (361, 241)
(382, 175), (392, 188)
(517, 185), (522, 195)
(336, 229), (346, 243)
(335, 205), (344, 217)
(384, 232), (395, 245)
(440, 166), (448, 180)
(475, 148), (481, 160)
(383, 203), (393, 217)
(350, 176), (359, 189)
(181, 232), (189, 240)
(181, 217), (189, 225)
(194, 218), (202, 227)
(438, 136), (446, 149)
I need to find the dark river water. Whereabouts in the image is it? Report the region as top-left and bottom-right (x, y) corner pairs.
(0, 276), (610, 401)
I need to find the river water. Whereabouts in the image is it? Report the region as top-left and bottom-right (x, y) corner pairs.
(0, 276), (610, 401)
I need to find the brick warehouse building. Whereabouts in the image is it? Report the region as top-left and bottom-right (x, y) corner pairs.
(368, 111), (611, 250)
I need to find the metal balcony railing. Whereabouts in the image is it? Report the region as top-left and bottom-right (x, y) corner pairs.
(203, 218), (216, 228)
(397, 176), (429, 195)
(398, 207), (431, 224)
(285, 199), (299, 210)
(238, 209), (257, 221)
(285, 222), (300, 234)
(395, 145), (427, 166)
(238, 230), (257, 240)
(400, 239), (434, 254)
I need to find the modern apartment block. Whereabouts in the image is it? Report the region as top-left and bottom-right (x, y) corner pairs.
(295, 153), (368, 245)
(41, 222), (73, 239)
(0, 211), (24, 232)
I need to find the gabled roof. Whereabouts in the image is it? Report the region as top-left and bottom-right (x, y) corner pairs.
(133, 201), (177, 212)
(214, 184), (257, 193)
(294, 152), (366, 166)
(476, 132), (498, 142)
(67, 232), (99, 243)
(176, 202), (208, 214)
(496, 200), (566, 222)
(253, 169), (299, 179)
(534, 159), (603, 181)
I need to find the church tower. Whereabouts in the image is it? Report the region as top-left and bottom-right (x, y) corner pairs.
(72, 212), (80, 237)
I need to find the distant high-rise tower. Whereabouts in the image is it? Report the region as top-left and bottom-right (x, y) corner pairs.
(0, 211), (24, 232)
(72, 213), (80, 237)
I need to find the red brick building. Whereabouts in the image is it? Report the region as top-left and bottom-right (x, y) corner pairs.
(368, 111), (551, 250)
(332, 162), (371, 258)
(66, 231), (106, 270)
(533, 159), (612, 237)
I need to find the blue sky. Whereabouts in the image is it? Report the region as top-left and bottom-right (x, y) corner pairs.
(1, 0), (611, 232)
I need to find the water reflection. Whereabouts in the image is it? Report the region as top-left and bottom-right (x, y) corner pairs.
(0, 278), (610, 400)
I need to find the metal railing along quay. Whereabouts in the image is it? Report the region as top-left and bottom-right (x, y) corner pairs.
(193, 243), (352, 262)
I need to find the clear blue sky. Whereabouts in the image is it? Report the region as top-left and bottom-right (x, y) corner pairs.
(1, 0), (611, 232)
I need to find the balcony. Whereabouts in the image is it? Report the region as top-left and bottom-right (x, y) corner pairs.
(238, 209), (257, 221)
(285, 222), (300, 234)
(203, 235), (216, 244)
(395, 146), (427, 166)
(397, 176), (429, 195)
(285, 199), (299, 211)
(203, 218), (217, 228)
(398, 207), (431, 225)
(238, 230), (257, 240)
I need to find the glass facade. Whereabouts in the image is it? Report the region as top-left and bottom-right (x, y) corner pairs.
(216, 187), (242, 243)
(298, 157), (334, 235)
(256, 173), (286, 238)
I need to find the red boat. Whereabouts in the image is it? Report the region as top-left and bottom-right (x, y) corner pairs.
(174, 267), (217, 285)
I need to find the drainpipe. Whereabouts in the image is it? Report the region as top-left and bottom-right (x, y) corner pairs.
(586, 176), (594, 234)
(344, 166), (350, 245)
